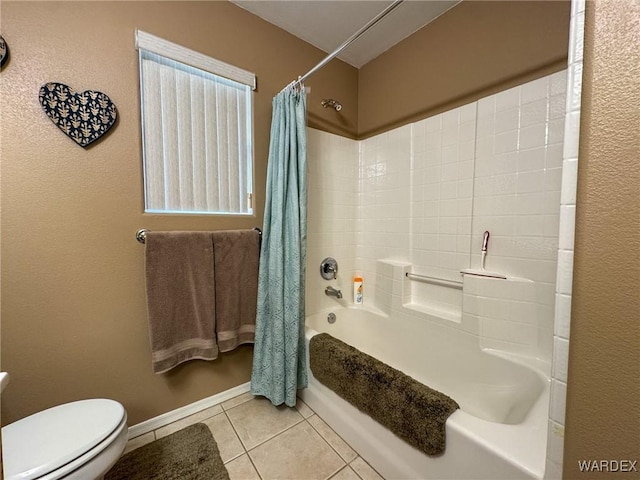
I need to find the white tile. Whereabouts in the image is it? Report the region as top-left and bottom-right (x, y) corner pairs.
(546, 143), (564, 169)
(494, 130), (518, 154)
(549, 70), (568, 97)
(547, 118), (566, 145)
(552, 337), (570, 382)
(554, 293), (572, 339)
(560, 159), (578, 206)
(495, 107), (520, 133)
(521, 77), (549, 104)
(517, 170), (545, 194)
(519, 124), (547, 150)
(569, 11), (585, 64)
(521, 99), (548, 128)
(547, 421), (565, 464)
(567, 61), (584, 113)
(518, 147), (546, 172)
(495, 86), (521, 111)
(563, 110), (582, 159)
(548, 94), (567, 121)
(556, 249), (574, 295)
(558, 205), (576, 250)
(477, 96), (495, 117)
(550, 379), (567, 424)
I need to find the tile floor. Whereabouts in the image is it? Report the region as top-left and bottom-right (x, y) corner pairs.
(123, 392), (385, 480)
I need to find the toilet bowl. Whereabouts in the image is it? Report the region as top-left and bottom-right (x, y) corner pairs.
(2, 399), (128, 480)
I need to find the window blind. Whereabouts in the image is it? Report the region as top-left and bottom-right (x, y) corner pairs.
(139, 49), (253, 214)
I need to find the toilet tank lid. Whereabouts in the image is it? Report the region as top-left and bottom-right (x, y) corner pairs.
(2, 399), (125, 480)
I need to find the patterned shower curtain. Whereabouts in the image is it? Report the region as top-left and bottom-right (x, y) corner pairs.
(250, 86), (308, 406)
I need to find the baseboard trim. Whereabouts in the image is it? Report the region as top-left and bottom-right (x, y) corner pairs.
(127, 382), (251, 439)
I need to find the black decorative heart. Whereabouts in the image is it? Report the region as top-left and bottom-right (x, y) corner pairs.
(0, 35), (8, 67)
(38, 82), (117, 148)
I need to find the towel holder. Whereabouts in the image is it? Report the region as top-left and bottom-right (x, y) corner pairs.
(136, 227), (262, 244)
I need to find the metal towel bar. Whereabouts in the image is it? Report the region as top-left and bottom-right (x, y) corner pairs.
(405, 272), (463, 290)
(136, 227), (262, 244)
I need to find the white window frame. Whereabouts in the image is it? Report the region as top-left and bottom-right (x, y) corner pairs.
(136, 30), (256, 215)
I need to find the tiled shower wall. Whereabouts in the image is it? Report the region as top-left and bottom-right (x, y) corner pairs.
(306, 131), (358, 315)
(305, 70), (567, 363)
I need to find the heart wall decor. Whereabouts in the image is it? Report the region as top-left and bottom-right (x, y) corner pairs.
(38, 82), (118, 148)
(0, 35), (8, 67)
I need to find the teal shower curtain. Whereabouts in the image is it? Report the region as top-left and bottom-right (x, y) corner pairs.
(250, 87), (308, 406)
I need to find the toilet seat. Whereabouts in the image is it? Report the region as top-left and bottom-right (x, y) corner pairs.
(2, 399), (127, 480)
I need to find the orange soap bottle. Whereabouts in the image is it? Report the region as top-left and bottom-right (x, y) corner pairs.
(353, 276), (364, 305)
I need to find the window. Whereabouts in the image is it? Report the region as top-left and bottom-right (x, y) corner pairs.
(136, 30), (255, 215)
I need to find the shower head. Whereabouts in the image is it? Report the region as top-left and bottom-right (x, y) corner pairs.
(321, 99), (342, 112)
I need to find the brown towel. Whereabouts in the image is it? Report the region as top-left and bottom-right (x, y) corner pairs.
(212, 229), (260, 352)
(145, 232), (218, 373)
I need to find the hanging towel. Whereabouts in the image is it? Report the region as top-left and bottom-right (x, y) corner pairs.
(212, 229), (260, 352)
(144, 232), (218, 374)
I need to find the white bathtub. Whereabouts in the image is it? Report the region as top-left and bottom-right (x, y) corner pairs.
(300, 306), (550, 480)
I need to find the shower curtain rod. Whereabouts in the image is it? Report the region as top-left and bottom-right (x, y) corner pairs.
(282, 0), (405, 92)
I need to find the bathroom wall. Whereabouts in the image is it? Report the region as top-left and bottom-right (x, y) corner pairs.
(0, 1), (359, 426)
(358, 0), (571, 138)
(563, 0), (640, 475)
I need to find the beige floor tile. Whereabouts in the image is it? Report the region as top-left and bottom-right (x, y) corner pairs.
(222, 391), (255, 411)
(331, 466), (361, 480)
(201, 413), (245, 463)
(154, 404), (224, 439)
(226, 397), (303, 449)
(249, 421), (345, 480)
(349, 457), (384, 480)
(122, 431), (155, 455)
(225, 454), (261, 480)
(295, 397), (315, 418)
(308, 414), (357, 463)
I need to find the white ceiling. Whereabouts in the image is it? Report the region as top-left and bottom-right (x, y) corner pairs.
(230, 1), (460, 68)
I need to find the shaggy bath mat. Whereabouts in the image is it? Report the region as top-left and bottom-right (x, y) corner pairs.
(309, 333), (459, 456)
(105, 423), (229, 480)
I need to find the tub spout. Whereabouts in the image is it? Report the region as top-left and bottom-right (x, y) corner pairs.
(325, 286), (343, 299)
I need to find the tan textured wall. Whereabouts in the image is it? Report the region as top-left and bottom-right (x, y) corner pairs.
(564, 0), (640, 476)
(0, 1), (357, 426)
(358, 0), (571, 138)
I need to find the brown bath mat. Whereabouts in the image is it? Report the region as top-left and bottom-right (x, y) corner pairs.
(309, 333), (459, 456)
(105, 423), (229, 480)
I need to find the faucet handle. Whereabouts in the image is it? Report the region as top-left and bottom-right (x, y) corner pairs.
(320, 257), (338, 280)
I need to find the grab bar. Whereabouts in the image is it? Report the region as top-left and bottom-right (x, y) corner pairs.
(405, 272), (463, 290)
(136, 227), (262, 244)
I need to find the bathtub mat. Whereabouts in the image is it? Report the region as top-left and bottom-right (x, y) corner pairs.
(309, 333), (459, 456)
(105, 423), (229, 480)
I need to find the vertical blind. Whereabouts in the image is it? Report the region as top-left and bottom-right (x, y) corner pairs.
(140, 49), (253, 214)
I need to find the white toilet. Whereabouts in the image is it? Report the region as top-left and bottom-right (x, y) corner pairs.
(2, 399), (128, 480)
